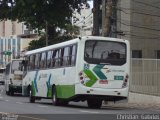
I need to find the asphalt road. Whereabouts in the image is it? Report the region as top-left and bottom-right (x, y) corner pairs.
(0, 85), (159, 120)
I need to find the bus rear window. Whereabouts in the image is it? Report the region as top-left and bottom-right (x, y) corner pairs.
(84, 40), (126, 65)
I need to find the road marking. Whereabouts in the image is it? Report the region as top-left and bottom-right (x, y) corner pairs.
(80, 110), (99, 114)
(0, 112), (46, 120)
(0, 96), (3, 99)
(5, 100), (9, 102)
(38, 105), (48, 108)
(19, 115), (47, 120)
(16, 102), (23, 104)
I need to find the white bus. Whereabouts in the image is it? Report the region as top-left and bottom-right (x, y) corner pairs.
(0, 68), (5, 85)
(5, 59), (24, 95)
(22, 36), (130, 108)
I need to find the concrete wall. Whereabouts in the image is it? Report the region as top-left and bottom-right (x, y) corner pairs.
(129, 92), (160, 104)
(117, 0), (160, 59)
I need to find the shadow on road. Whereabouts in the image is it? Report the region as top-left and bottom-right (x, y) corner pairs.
(36, 101), (129, 110)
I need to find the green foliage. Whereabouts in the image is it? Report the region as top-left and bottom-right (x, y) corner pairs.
(27, 36), (46, 50)
(0, 0), (88, 50)
(0, 0), (84, 31)
(28, 24), (80, 50)
(65, 24), (80, 36)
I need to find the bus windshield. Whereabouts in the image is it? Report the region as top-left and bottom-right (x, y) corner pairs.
(84, 40), (126, 65)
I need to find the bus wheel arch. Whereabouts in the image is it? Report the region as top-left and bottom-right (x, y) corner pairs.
(52, 85), (60, 106)
(27, 85), (31, 96)
(29, 85), (35, 103)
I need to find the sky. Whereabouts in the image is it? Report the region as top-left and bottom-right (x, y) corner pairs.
(88, 0), (93, 9)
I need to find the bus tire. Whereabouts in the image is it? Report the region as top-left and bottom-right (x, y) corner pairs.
(10, 91), (14, 96)
(29, 87), (35, 103)
(87, 99), (102, 109)
(52, 86), (60, 106)
(60, 99), (69, 106)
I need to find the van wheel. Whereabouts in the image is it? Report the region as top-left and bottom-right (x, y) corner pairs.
(52, 87), (60, 106)
(6, 91), (9, 95)
(29, 87), (35, 103)
(87, 99), (102, 109)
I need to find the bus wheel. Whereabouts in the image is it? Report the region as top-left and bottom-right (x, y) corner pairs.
(52, 87), (60, 106)
(87, 99), (102, 109)
(10, 91), (14, 96)
(29, 88), (35, 103)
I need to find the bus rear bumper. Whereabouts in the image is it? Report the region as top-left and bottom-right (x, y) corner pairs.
(75, 84), (129, 100)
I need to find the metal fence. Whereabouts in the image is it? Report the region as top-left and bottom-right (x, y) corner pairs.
(130, 58), (160, 96)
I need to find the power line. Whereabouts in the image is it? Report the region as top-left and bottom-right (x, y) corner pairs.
(123, 31), (160, 37)
(117, 7), (160, 18)
(134, 0), (160, 10)
(124, 33), (160, 39)
(116, 17), (160, 27)
(117, 33), (160, 40)
(116, 19), (160, 32)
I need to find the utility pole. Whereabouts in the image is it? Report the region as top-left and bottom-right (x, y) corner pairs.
(102, 0), (113, 37)
(92, 0), (100, 36)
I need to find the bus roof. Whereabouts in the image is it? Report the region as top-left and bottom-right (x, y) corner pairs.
(25, 36), (128, 56)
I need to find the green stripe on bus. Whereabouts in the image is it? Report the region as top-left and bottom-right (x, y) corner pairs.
(93, 65), (107, 79)
(84, 70), (98, 87)
(31, 81), (36, 96)
(56, 85), (75, 99)
(47, 85), (52, 97)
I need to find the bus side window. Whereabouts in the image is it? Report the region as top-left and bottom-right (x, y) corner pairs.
(55, 49), (60, 67)
(68, 46), (73, 65)
(30, 55), (35, 70)
(63, 47), (69, 66)
(71, 45), (77, 65)
(51, 50), (56, 67)
(60, 48), (64, 66)
(35, 53), (40, 69)
(40, 52), (47, 69)
(47, 50), (53, 68)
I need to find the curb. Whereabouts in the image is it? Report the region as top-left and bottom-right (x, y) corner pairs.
(103, 102), (160, 110)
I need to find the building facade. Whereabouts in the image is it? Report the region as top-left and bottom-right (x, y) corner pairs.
(0, 20), (38, 67)
(72, 3), (93, 36)
(116, 0), (160, 58)
(0, 36), (36, 68)
(0, 20), (35, 37)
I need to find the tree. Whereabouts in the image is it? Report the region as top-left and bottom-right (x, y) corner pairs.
(27, 25), (80, 50)
(0, 0), (85, 39)
(27, 36), (46, 50)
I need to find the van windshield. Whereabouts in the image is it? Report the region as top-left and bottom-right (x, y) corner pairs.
(11, 60), (22, 73)
(84, 40), (126, 65)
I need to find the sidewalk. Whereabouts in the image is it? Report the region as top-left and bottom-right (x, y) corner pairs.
(105, 102), (160, 110)
(104, 92), (160, 110)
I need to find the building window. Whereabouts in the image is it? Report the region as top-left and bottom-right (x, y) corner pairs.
(155, 50), (160, 59)
(132, 50), (142, 58)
